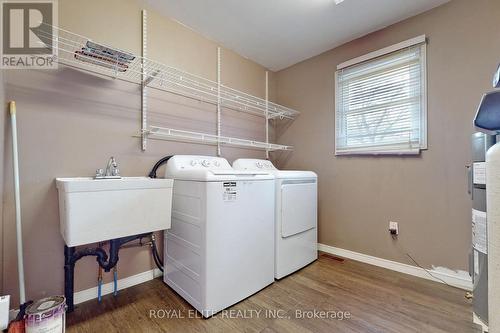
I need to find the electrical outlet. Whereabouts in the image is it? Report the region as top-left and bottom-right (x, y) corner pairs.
(389, 221), (399, 235)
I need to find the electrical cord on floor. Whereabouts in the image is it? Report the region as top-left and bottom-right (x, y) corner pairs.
(405, 252), (451, 287)
(391, 234), (452, 288)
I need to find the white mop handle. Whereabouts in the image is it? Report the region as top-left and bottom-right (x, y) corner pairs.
(10, 101), (26, 305)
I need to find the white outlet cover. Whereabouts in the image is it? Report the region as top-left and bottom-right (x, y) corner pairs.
(389, 221), (399, 234)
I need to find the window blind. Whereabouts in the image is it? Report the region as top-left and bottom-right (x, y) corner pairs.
(335, 42), (426, 155)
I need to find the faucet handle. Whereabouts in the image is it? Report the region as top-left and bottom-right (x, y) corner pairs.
(112, 168), (120, 177)
(96, 168), (104, 177)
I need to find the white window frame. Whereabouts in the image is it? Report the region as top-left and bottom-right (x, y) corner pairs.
(334, 35), (427, 155)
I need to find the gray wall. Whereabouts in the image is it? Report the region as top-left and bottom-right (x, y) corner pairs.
(276, 0), (500, 271)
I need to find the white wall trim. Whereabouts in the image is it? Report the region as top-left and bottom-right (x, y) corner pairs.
(8, 268), (162, 317)
(473, 312), (489, 333)
(318, 243), (472, 291)
(74, 268), (163, 305)
(337, 34), (426, 69)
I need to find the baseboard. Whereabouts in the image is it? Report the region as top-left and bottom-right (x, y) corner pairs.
(318, 243), (472, 291)
(74, 268), (163, 305)
(473, 312), (489, 332)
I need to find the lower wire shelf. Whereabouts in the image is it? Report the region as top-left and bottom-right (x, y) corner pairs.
(138, 126), (293, 151)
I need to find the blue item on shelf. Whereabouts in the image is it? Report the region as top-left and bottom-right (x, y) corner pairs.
(474, 91), (500, 135)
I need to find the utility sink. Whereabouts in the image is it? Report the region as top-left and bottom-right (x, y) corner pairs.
(56, 177), (173, 247)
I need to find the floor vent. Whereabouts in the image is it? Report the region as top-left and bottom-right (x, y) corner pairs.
(321, 253), (345, 262)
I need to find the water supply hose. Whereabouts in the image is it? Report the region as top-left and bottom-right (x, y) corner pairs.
(150, 235), (164, 272)
(148, 156), (174, 272)
(113, 267), (118, 296)
(97, 266), (103, 302)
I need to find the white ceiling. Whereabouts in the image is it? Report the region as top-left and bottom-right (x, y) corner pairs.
(146, 0), (449, 71)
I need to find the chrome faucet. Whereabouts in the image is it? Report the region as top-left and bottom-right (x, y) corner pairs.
(95, 156), (121, 179)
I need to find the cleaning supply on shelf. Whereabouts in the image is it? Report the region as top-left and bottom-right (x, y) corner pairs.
(74, 41), (134, 72)
(86, 41), (135, 63)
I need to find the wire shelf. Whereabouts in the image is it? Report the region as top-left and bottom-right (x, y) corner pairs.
(38, 24), (300, 120)
(143, 126), (293, 151)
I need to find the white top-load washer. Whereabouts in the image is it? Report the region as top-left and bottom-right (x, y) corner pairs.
(164, 155), (275, 317)
(233, 159), (318, 279)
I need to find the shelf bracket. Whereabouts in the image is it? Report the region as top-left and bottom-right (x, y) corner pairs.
(141, 9), (148, 151)
(265, 71), (269, 159)
(217, 47), (221, 156)
(144, 69), (160, 86)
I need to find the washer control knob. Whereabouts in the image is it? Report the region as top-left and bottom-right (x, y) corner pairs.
(214, 160), (220, 167)
(202, 160), (210, 167)
(256, 161), (263, 168)
(190, 160), (198, 166)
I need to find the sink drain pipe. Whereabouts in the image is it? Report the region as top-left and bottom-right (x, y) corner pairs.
(64, 232), (152, 312)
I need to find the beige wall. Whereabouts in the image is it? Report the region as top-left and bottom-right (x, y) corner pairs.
(4, 0), (496, 307)
(276, 0), (500, 271)
(1, 0), (275, 305)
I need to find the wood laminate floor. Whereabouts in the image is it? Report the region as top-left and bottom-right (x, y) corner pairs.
(66, 253), (480, 332)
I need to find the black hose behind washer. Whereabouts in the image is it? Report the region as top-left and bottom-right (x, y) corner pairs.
(151, 236), (164, 272)
(148, 155), (174, 272)
(148, 155), (174, 178)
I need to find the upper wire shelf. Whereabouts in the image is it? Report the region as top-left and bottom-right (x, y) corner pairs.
(38, 24), (300, 120)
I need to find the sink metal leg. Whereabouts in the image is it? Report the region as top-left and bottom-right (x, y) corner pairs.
(64, 245), (75, 312)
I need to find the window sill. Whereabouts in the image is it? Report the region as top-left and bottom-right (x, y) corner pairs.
(334, 149), (422, 156)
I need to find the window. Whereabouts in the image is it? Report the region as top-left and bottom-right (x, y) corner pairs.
(335, 36), (427, 155)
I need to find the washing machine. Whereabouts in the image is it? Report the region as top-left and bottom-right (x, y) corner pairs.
(163, 155), (275, 317)
(233, 159), (318, 279)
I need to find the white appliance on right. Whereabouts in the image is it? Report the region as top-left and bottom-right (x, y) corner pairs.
(233, 159), (318, 279)
(474, 88), (500, 332)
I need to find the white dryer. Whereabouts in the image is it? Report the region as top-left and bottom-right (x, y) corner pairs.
(233, 159), (318, 279)
(164, 155), (275, 317)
